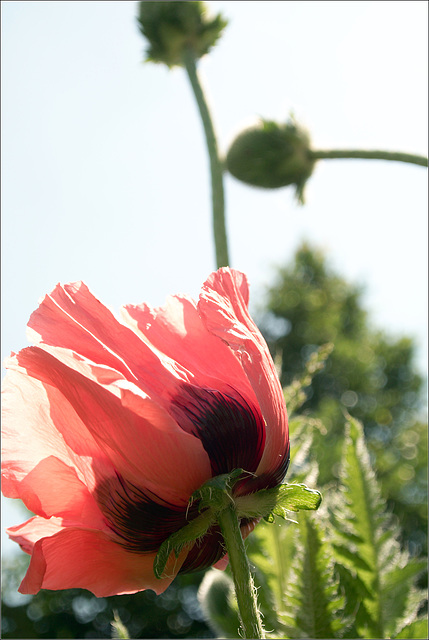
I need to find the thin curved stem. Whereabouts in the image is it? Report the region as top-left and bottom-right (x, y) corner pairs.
(183, 48), (230, 269)
(217, 503), (265, 639)
(309, 148), (428, 167)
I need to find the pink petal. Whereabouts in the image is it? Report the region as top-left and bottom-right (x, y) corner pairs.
(26, 281), (192, 402)
(198, 268), (289, 478)
(8, 346), (211, 506)
(7, 515), (65, 554)
(4, 456), (107, 530)
(17, 526), (185, 597)
(1, 365), (114, 503)
(122, 295), (256, 403)
(213, 555), (229, 571)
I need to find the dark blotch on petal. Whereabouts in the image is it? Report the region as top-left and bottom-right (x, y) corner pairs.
(171, 384), (266, 477)
(97, 473), (190, 553)
(179, 526), (225, 574)
(95, 382), (286, 573)
(96, 472), (228, 572)
(178, 517), (260, 574)
(237, 440), (291, 495)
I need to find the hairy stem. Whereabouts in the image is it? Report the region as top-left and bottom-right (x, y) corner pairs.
(183, 48), (230, 268)
(309, 148), (428, 167)
(218, 503), (265, 639)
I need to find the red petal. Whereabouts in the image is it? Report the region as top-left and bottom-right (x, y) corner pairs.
(7, 516), (64, 554)
(27, 282), (192, 402)
(7, 346), (211, 505)
(17, 525), (185, 597)
(122, 294), (256, 403)
(2, 366), (115, 509)
(4, 456), (107, 529)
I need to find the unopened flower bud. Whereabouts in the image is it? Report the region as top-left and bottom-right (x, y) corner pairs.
(137, 1), (227, 68)
(226, 119), (315, 202)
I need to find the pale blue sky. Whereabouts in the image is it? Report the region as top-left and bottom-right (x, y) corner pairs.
(1, 1), (428, 559)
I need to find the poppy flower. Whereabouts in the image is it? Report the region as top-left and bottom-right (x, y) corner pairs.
(2, 268), (289, 597)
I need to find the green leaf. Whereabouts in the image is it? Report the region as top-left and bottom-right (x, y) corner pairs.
(235, 482), (321, 522)
(330, 416), (427, 638)
(280, 512), (349, 639)
(155, 469), (247, 578)
(382, 557), (427, 637)
(395, 617), (429, 639)
(275, 482), (322, 512)
(247, 516), (297, 635)
(332, 543), (373, 572)
(331, 417), (390, 636)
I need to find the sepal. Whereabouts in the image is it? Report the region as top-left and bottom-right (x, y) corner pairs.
(236, 482), (322, 522)
(137, 1), (227, 68)
(153, 507), (217, 579)
(153, 472), (322, 579)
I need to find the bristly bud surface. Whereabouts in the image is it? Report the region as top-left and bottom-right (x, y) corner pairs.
(137, 1), (227, 68)
(226, 118), (315, 203)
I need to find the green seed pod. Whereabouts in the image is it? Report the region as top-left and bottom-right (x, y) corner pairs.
(137, 1), (227, 68)
(226, 119), (315, 202)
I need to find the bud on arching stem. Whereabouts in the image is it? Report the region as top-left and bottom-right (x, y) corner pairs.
(137, 0), (230, 268)
(137, 1), (227, 68)
(226, 118), (315, 203)
(226, 117), (428, 203)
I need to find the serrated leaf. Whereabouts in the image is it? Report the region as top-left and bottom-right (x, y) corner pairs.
(247, 516), (297, 630)
(333, 417), (389, 636)
(330, 416), (428, 638)
(334, 562), (374, 602)
(275, 482), (322, 512)
(280, 512), (349, 638)
(235, 482), (321, 521)
(332, 544), (373, 572)
(382, 556), (427, 636)
(395, 617), (429, 639)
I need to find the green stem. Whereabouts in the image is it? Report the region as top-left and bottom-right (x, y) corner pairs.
(309, 148), (428, 167)
(272, 523), (286, 602)
(183, 48), (230, 268)
(217, 503), (265, 639)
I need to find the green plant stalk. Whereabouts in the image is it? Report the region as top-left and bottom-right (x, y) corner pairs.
(217, 503), (265, 639)
(272, 523), (286, 602)
(183, 48), (230, 268)
(309, 148), (428, 167)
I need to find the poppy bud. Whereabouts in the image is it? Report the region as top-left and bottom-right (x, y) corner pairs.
(226, 118), (315, 202)
(137, 1), (227, 68)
